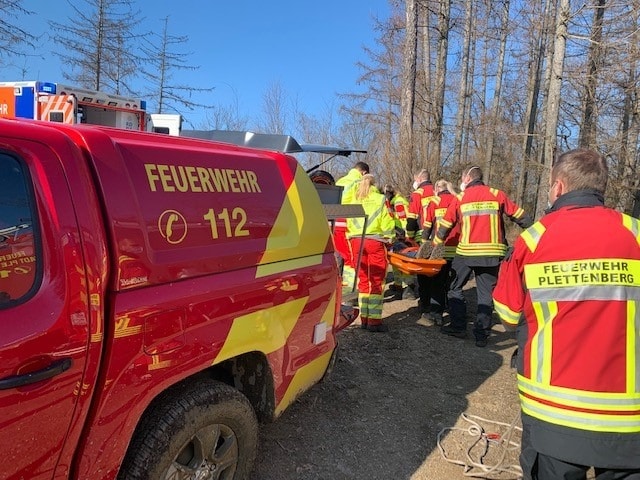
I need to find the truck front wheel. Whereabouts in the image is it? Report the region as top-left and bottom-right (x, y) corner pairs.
(118, 380), (258, 480)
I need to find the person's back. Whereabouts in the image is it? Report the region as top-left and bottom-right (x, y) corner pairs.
(513, 205), (638, 392)
(443, 181), (526, 260)
(416, 181), (459, 326)
(435, 166), (531, 347)
(493, 148), (640, 479)
(334, 161), (370, 294)
(347, 185), (392, 241)
(424, 189), (459, 257)
(346, 174), (395, 332)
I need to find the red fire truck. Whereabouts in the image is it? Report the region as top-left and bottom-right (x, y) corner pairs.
(0, 118), (359, 479)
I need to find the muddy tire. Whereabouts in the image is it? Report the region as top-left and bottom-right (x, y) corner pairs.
(118, 380), (258, 480)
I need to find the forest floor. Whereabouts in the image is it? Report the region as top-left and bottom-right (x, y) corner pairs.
(249, 278), (526, 480)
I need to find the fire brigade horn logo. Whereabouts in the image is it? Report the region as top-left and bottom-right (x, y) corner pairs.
(158, 210), (188, 245)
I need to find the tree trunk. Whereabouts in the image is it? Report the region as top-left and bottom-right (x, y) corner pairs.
(485, 0), (510, 184)
(453, 0), (473, 164)
(578, 0), (606, 149)
(420, 3), (432, 171)
(535, 0), (570, 218)
(517, 0), (554, 206)
(617, 56), (640, 214)
(433, 0), (451, 168)
(400, 0), (419, 174)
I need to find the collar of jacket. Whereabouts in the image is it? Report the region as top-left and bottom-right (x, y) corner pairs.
(465, 179), (484, 188)
(546, 189), (604, 214)
(419, 181), (433, 188)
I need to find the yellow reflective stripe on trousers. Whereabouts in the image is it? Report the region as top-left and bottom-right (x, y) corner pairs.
(367, 294), (383, 318)
(358, 293), (383, 320)
(530, 301), (556, 384)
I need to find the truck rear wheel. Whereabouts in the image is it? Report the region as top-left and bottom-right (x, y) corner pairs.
(118, 380), (258, 480)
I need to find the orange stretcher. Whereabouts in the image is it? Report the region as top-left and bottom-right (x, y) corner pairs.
(388, 247), (447, 277)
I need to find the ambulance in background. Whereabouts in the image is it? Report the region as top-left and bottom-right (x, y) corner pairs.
(0, 80), (148, 131)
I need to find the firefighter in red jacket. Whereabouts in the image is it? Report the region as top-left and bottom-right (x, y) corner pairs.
(493, 149), (640, 479)
(434, 166), (532, 347)
(405, 169), (435, 300)
(418, 179), (460, 326)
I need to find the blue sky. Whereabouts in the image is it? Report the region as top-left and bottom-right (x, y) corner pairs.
(9, 1), (391, 128)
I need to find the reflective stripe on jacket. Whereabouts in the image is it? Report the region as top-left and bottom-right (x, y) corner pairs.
(493, 204), (640, 434)
(435, 182), (530, 258)
(406, 182), (435, 239)
(421, 191), (459, 257)
(386, 194), (409, 230)
(346, 191), (395, 242)
(336, 168), (362, 205)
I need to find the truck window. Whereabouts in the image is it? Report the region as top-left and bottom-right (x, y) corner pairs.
(0, 154), (38, 307)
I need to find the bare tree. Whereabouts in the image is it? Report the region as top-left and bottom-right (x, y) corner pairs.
(535, 0), (570, 218)
(399, 0), (419, 174)
(453, 0), (474, 164)
(433, 0), (451, 169)
(49, 0), (145, 93)
(0, 2), (37, 64)
(578, 0), (606, 149)
(413, 1), (431, 172)
(198, 83), (247, 131)
(484, 0), (511, 184)
(257, 81), (293, 135)
(340, 8), (406, 188)
(516, 0), (555, 207)
(141, 16), (215, 118)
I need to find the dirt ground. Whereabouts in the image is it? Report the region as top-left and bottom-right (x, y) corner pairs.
(249, 279), (525, 480)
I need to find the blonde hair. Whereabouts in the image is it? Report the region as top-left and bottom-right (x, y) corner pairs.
(355, 174), (376, 200)
(414, 169), (430, 182)
(435, 179), (455, 194)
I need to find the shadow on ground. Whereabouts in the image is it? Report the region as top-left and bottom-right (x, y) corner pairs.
(250, 285), (520, 480)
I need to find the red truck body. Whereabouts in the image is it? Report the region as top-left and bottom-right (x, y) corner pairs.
(0, 118), (354, 479)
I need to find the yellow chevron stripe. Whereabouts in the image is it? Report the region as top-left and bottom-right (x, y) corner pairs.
(257, 165), (329, 278)
(213, 297), (308, 363)
(275, 350), (333, 416)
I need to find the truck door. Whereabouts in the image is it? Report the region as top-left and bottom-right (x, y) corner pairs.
(0, 139), (90, 479)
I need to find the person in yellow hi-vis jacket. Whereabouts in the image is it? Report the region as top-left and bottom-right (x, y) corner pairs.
(335, 161), (369, 295)
(347, 174), (396, 332)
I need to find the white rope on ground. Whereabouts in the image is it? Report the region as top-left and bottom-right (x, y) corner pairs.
(437, 412), (523, 479)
